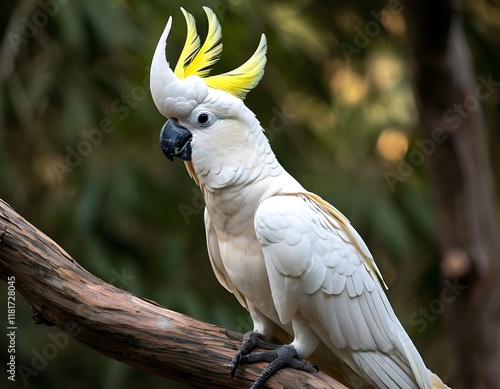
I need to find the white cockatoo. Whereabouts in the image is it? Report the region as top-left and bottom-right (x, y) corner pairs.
(150, 7), (450, 389)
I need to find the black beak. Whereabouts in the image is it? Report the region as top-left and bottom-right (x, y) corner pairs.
(159, 119), (192, 161)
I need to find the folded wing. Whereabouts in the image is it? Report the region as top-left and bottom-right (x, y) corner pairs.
(254, 192), (432, 389)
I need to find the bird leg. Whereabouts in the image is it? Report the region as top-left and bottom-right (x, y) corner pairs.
(227, 331), (279, 377)
(227, 330), (318, 389)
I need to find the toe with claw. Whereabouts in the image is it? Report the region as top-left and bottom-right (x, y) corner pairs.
(229, 331), (278, 378)
(228, 331), (318, 389)
(241, 344), (318, 389)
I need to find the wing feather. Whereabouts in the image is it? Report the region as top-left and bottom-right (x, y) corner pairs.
(324, 294), (347, 348)
(301, 256), (327, 293)
(254, 193), (433, 388)
(352, 268), (365, 296)
(330, 272), (347, 295)
(355, 351), (414, 389)
(358, 291), (391, 351)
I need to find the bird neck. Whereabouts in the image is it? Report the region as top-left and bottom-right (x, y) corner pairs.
(192, 139), (305, 238)
(192, 118), (281, 190)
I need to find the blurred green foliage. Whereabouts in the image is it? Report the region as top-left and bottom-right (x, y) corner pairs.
(0, 0), (499, 388)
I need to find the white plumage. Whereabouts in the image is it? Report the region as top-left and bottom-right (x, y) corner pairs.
(150, 8), (450, 389)
(255, 193), (433, 388)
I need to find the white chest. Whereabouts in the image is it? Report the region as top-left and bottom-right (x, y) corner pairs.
(200, 165), (305, 316)
(217, 235), (269, 297)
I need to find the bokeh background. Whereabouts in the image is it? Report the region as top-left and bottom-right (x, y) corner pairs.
(1, 0), (499, 388)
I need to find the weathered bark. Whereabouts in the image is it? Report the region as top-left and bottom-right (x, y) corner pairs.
(0, 198), (345, 389)
(403, 1), (500, 388)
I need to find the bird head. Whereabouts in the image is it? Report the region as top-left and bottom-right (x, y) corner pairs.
(150, 7), (268, 187)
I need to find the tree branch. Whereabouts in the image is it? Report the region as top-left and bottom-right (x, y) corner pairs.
(0, 198), (345, 389)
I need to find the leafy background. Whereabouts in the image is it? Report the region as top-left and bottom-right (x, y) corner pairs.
(0, 0), (499, 388)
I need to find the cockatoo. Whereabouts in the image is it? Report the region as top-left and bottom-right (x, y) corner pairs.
(150, 7), (450, 389)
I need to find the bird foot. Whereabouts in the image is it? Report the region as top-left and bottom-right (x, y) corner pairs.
(228, 331), (318, 389)
(228, 331), (279, 378)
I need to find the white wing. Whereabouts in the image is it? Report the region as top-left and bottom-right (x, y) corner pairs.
(254, 192), (433, 389)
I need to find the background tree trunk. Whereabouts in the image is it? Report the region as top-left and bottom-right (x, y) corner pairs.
(403, 1), (500, 387)
(0, 198), (345, 389)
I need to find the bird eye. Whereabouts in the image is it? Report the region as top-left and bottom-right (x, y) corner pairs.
(196, 113), (210, 125)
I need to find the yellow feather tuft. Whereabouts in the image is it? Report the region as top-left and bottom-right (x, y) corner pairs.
(184, 7), (223, 78)
(173, 7), (266, 100)
(174, 8), (200, 78)
(205, 34), (267, 100)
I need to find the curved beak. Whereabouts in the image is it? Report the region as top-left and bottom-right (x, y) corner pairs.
(160, 120), (192, 161)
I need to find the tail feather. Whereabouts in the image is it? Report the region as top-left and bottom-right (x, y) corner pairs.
(307, 341), (451, 389)
(397, 333), (433, 388)
(354, 350), (418, 388)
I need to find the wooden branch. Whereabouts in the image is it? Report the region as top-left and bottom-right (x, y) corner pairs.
(0, 198), (346, 389)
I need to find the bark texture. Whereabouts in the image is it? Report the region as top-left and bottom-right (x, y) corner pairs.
(0, 198), (345, 389)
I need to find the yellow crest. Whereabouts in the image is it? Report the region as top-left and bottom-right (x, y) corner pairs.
(173, 7), (267, 100)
